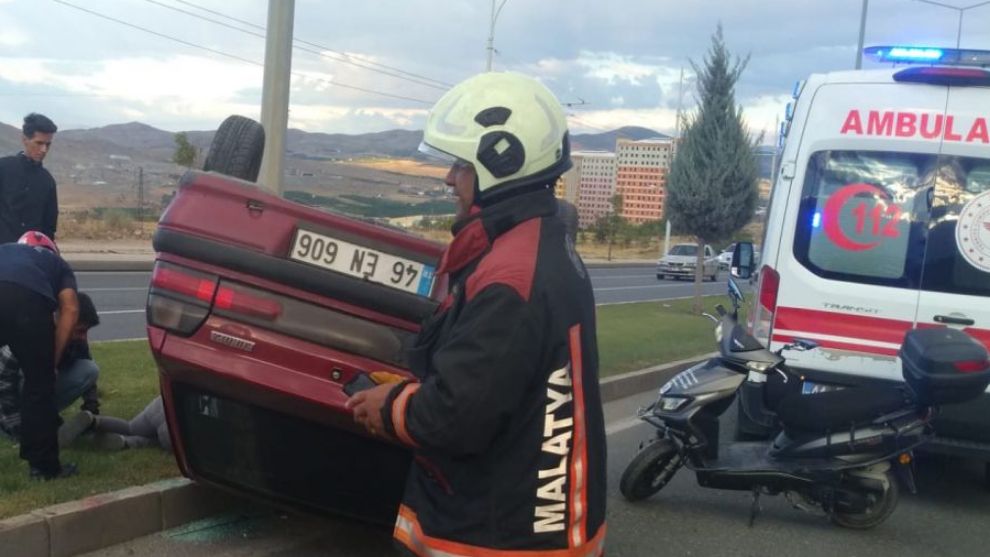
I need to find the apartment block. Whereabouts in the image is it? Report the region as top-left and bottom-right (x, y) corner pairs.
(614, 138), (672, 224)
(562, 151), (616, 228)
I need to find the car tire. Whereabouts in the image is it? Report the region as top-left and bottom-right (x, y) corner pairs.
(203, 115), (266, 182)
(656, 274), (664, 280)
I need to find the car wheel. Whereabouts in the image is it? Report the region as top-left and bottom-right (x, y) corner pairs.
(656, 274), (664, 280)
(203, 115), (266, 182)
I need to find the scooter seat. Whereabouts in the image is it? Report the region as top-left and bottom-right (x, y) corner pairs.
(776, 386), (910, 433)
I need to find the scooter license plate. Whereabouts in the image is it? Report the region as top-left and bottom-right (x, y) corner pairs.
(801, 381), (843, 395)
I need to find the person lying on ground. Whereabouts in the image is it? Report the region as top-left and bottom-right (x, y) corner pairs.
(59, 396), (171, 452)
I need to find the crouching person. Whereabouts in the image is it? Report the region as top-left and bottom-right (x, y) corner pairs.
(1, 292), (102, 447)
(0, 231), (79, 480)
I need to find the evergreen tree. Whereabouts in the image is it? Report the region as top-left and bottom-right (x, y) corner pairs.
(666, 25), (759, 312)
(172, 132), (197, 168)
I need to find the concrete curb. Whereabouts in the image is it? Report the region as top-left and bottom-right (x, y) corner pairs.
(0, 478), (246, 557)
(0, 354), (712, 556)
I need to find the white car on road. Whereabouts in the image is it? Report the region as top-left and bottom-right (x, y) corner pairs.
(657, 243), (719, 281)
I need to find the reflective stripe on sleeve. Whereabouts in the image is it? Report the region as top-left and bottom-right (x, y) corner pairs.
(392, 383), (422, 447)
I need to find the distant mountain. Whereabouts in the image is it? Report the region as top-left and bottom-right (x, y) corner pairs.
(0, 121), (22, 154)
(571, 126), (670, 152)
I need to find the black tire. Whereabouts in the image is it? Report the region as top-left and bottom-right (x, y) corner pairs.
(830, 470), (900, 529)
(203, 115), (265, 182)
(656, 274), (664, 280)
(620, 439), (681, 502)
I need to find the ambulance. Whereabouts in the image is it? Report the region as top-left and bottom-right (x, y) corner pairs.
(739, 46), (990, 461)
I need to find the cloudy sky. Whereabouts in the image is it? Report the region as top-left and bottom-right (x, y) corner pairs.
(1, 0), (988, 141)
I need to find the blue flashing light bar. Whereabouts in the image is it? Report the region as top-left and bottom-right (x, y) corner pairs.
(865, 46), (990, 67)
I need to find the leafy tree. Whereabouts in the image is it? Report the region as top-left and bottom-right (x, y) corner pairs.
(666, 25), (759, 312)
(172, 132), (197, 168)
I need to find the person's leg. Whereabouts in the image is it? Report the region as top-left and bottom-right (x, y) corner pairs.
(156, 420), (172, 452)
(0, 345), (23, 439)
(80, 384), (100, 415)
(54, 359), (99, 411)
(127, 397), (164, 439)
(92, 415), (133, 435)
(7, 291), (62, 475)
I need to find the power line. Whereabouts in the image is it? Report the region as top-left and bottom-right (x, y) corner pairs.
(51, 0), (436, 105)
(169, 0), (452, 89)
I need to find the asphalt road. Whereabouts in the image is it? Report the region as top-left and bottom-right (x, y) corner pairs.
(83, 389), (990, 557)
(79, 266), (740, 341)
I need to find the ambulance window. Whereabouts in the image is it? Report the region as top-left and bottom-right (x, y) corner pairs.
(918, 157), (990, 297)
(793, 151), (931, 288)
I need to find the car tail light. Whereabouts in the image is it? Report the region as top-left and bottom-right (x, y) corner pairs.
(751, 265), (780, 347)
(215, 285), (282, 321)
(147, 262), (218, 335)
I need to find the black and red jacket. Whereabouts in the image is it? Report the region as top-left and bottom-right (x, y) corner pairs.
(381, 188), (607, 556)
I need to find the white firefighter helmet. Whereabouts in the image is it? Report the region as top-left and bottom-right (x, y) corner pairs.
(419, 72), (571, 199)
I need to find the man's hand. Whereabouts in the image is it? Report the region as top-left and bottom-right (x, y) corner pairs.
(345, 383), (398, 437)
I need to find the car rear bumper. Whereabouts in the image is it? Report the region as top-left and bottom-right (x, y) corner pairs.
(657, 266), (697, 276)
(153, 327), (410, 524)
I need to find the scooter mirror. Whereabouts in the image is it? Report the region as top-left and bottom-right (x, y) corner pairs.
(727, 276), (744, 312)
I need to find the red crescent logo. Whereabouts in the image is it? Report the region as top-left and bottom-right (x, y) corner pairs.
(822, 183), (890, 252)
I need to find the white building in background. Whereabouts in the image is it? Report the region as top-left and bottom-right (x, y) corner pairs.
(563, 151), (616, 228)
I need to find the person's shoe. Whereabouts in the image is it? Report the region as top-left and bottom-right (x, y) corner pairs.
(93, 432), (127, 451)
(58, 411), (94, 448)
(29, 462), (79, 481)
(80, 400), (101, 416)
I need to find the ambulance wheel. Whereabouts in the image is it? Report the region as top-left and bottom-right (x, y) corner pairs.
(620, 438), (681, 502)
(203, 115), (265, 182)
(830, 470), (899, 529)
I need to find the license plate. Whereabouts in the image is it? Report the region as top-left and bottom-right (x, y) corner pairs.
(289, 228), (436, 296)
(801, 381), (843, 395)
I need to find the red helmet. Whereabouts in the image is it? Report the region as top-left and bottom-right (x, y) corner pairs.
(18, 230), (59, 255)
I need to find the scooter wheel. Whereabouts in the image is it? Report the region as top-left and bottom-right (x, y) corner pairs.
(829, 470), (900, 529)
(620, 439), (680, 502)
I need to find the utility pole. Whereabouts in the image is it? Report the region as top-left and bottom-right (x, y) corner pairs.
(855, 0), (869, 69)
(257, 0), (295, 195)
(486, 0), (508, 71)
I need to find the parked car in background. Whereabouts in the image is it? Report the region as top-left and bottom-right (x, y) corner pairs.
(657, 243), (719, 281)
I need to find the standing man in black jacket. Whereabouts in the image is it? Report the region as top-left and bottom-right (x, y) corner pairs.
(0, 113), (59, 244)
(348, 72), (606, 556)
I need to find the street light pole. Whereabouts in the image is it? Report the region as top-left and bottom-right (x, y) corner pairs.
(258, 0), (295, 195)
(855, 0), (869, 69)
(486, 0), (508, 71)
(914, 0), (990, 49)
